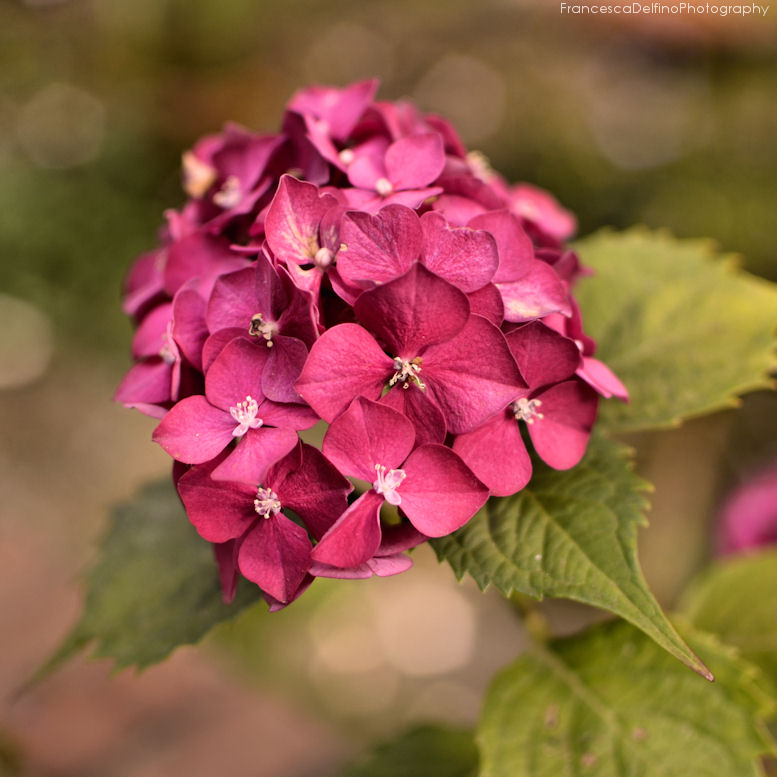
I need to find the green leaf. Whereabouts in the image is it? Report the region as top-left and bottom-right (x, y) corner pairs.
(575, 227), (777, 433)
(478, 620), (775, 777)
(35, 479), (259, 677)
(681, 548), (777, 688)
(431, 434), (711, 679)
(338, 724), (478, 777)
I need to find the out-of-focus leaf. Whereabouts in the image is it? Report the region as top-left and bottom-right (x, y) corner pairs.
(478, 620), (775, 777)
(338, 724), (478, 777)
(432, 434), (710, 678)
(681, 548), (777, 689)
(575, 228), (777, 432)
(35, 479), (258, 677)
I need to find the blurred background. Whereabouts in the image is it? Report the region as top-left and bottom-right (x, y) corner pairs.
(1, 0), (776, 774)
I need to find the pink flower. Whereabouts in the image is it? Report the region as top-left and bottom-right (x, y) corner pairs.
(718, 462), (777, 555)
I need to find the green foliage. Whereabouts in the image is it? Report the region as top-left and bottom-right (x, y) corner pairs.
(432, 435), (710, 678)
(478, 620), (775, 777)
(575, 228), (777, 433)
(37, 479), (258, 676)
(681, 548), (777, 689)
(338, 724), (478, 777)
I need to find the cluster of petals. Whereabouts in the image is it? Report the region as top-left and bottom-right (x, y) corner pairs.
(116, 79), (627, 608)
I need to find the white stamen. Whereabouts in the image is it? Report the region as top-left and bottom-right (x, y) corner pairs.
(158, 321), (177, 365)
(229, 396), (263, 437)
(511, 397), (544, 424)
(314, 246), (334, 268)
(182, 151), (218, 199)
(254, 487), (281, 518)
(249, 313), (278, 347)
(213, 175), (242, 209)
(338, 148), (355, 165)
(373, 464), (406, 506)
(375, 177), (393, 197)
(389, 357), (425, 391)
(467, 150), (495, 183)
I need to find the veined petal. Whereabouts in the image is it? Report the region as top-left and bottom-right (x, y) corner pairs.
(295, 323), (394, 422)
(506, 321), (581, 389)
(400, 444), (488, 536)
(578, 356), (629, 401)
(261, 335), (308, 403)
(497, 260), (571, 323)
(205, 338), (268, 411)
(379, 384), (446, 446)
(212, 426), (299, 484)
(385, 133), (445, 190)
(469, 210), (534, 283)
(172, 287), (208, 371)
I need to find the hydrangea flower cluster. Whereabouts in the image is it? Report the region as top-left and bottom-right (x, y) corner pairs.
(116, 79), (627, 609)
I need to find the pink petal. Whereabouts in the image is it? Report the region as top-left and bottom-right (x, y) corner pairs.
(506, 321), (581, 389)
(164, 232), (244, 297)
(172, 287), (208, 371)
(309, 561), (373, 580)
(323, 396), (415, 482)
(578, 357), (629, 401)
(347, 140), (389, 190)
(238, 514), (311, 603)
(265, 175), (340, 266)
(453, 412), (532, 497)
(423, 315), (525, 434)
(379, 384), (447, 446)
(385, 134), (445, 190)
(152, 395), (234, 463)
(432, 194), (489, 226)
(467, 283), (504, 325)
(379, 187), (443, 210)
(337, 205), (421, 288)
(295, 323), (394, 422)
(132, 303), (173, 359)
(497, 260), (572, 323)
(354, 263), (470, 357)
(377, 522), (429, 555)
(177, 460), (256, 543)
(420, 212), (498, 293)
(261, 335), (308, 403)
(366, 554), (413, 576)
(468, 210), (534, 283)
(204, 337), (268, 411)
(289, 79), (378, 140)
(259, 399), (319, 431)
(508, 183), (577, 242)
(267, 443), (353, 540)
(310, 491), (384, 569)
(528, 380), (599, 470)
(214, 540), (240, 603)
(399, 444), (488, 536)
(212, 426), (299, 484)
(115, 359), (172, 406)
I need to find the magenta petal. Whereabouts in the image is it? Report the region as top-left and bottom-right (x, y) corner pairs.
(214, 540), (240, 603)
(366, 554), (413, 576)
(172, 287), (208, 371)
(115, 359), (172, 406)
(262, 335), (308, 403)
(467, 283), (504, 325)
(265, 175), (339, 266)
(354, 264), (470, 357)
(420, 212), (498, 292)
(259, 399), (319, 431)
(578, 357), (629, 401)
(177, 461), (256, 542)
(347, 142), (389, 190)
(205, 338), (268, 411)
(132, 303), (173, 359)
(380, 187), (443, 210)
(453, 412), (532, 497)
(323, 396), (415, 481)
(309, 560), (373, 580)
(399, 444), (488, 536)
(379, 384), (447, 446)
(295, 323), (393, 422)
(469, 210), (535, 283)
(528, 380), (599, 470)
(377, 522), (429, 554)
(152, 395), (234, 463)
(385, 134), (445, 190)
(310, 491), (384, 568)
(433, 194), (488, 226)
(506, 321), (581, 389)
(337, 205), (421, 287)
(164, 232), (242, 296)
(201, 328), (243, 373)
(423, 315), (525, 434)
(498, 260), (571, 323)
(268, 443), (352, 540)
(238, 514), (311, 603)
(212, 426), (299, 484)
(289, 79), (378, 140)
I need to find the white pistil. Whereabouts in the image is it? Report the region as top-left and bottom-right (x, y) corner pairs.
(375, 177), (393, 197)
(314, 246), (334, 268)
(389, 357), (425, 391)
(254, 487), (281, 518)
(249, 313), (278, 347)
(213, 175), (242, 209)
(511, 397), (544, 425)
(373, 464), (406, 506)
(229, 396), (263, 437)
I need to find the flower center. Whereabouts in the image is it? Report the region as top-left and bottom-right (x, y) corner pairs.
(389, 356), (425, 391)
(249, 313), (278, 347)
(338, 148), (355, 166)
(229, 396), (263, 437)
(375, 177), (393, 197)
(511, 397), (544, 424)
(182, 151), (218, 199)
(373, 464), (406, 506)
(212, 175), (242, 209)
(254, 487), (281, 518)
(314, 246), (334, 268)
